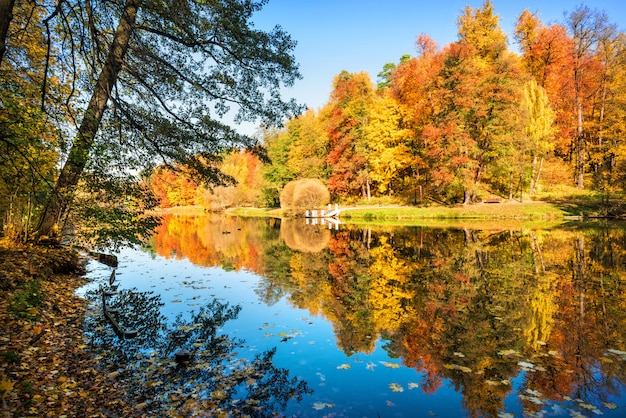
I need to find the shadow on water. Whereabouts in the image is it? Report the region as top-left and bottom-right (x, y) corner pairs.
(83, 287), (311, 417)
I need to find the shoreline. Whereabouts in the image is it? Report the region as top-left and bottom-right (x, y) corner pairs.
(0, 243), (139, 417)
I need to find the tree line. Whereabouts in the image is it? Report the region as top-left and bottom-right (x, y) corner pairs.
(262, 1), (626, 206)
(150, 1), (626, 211)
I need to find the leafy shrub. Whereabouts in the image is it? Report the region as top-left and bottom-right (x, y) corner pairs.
(279, 181), (297, 210)
(292, 179), (330, 210)
(280, 179), (330, 211)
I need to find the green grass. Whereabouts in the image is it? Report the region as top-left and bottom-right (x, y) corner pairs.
(338, 201), (566, 220)
(9, 279), (44, 320)
(225, 207), (284, 218)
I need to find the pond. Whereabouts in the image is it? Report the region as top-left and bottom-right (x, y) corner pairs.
(80, 214), (626, 417)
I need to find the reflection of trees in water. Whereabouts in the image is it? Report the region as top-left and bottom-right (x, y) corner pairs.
(262, 225), (626, 417)
(280, 218), (330, 253)
(84, 289), (311, 417)
(145, 214), (626, 416)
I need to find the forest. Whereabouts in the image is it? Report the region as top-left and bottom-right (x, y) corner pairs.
(151, 1), (626, 213)
(1, 0), (625, 247)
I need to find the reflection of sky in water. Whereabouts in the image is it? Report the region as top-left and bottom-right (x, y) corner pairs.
(81, 246), (469, 416)
(81, 244), (625, 417)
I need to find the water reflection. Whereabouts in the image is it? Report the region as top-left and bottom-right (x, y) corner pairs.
(84, 288), (311, 417)
(143, 215), (626, 417)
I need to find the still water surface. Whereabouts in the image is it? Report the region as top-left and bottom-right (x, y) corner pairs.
(81, 215), (626, 417)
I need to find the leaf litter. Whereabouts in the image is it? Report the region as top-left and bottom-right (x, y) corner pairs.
(0, 243), (138, 417)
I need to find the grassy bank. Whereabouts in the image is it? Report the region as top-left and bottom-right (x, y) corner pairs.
(338, 201), (567, 220)
(167, 192), (626, 226)
(228, 200), (572, 223)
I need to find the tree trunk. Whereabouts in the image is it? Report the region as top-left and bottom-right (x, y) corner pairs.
(530, 155), (544, 196)
(575, 95), (585, 189)
(36, 0), (141, 238)
(0, 0), (16, 66)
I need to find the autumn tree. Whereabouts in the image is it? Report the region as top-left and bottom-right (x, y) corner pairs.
(31, 0), (302, 243)
(514, 10), (574, 161)
(457, 0), (507, 62)
(522, 80), (555, 195)
(420, 27), (525, 202)
(364, 92), (413, 195)
(387, 34), (442, 202)
(586, 26), (626, 200)
(566, 5), (612, 188)
(0, 1), (67, 240)
(286, 108), (329, 180)
(219, 149), (264, 207)
(325, 71), (375, 200)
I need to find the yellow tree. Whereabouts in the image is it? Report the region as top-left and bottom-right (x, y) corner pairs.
(286, 108), (329, 180)
(457, 0), (507, 63)
(0, 1), (68, 240)
(588, 30), (626, 200)
(523, 80), (555, 195)
(365, 92), (413, 195)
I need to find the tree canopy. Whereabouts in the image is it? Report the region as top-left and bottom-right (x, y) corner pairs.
(0, 0), (302, 246)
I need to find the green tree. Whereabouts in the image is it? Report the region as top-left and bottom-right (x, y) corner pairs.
(263, 127), (297, 207)
(34, 0), (302, 241)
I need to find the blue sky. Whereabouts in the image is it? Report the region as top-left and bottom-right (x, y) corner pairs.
(241, 0), (625, 135)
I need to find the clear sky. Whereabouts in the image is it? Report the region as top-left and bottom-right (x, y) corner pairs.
(245, 0), (625, 131)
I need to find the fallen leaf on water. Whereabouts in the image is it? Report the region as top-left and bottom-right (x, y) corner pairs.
(389, 383), (404, 393)
(408, 382), (419, 389)
(525, 389), (542, 397)
(336, 363), (351, 370)
(444, 363), (472, 373)
(312, 402), (325, 410)
(518, 361), (535, 370)
(498, 349), (518, 356)
(380, 361), (400, 369)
